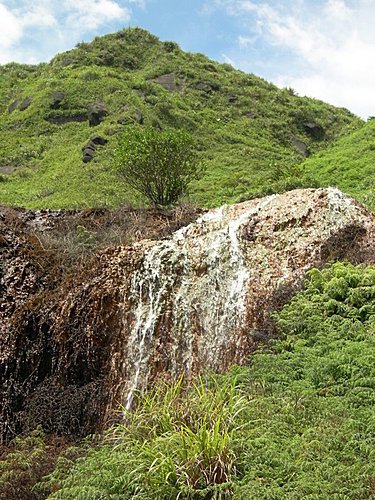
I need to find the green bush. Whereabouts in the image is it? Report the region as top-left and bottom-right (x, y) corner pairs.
(115, 126), (204, 206)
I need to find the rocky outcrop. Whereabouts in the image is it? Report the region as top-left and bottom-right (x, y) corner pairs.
(1, 189), (374, 442)
(303, 121), (325, 140)
(88, 102), (108, 126)
(50, 91), (65, 110)
(154, 73), (185, 92)
(19, 97), (32, 111)
(82, 135), (108, 163)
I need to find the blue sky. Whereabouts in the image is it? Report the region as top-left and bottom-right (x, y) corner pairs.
(1, 0), (375, 118)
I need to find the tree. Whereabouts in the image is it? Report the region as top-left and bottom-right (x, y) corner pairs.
(115, 127), (204, 206)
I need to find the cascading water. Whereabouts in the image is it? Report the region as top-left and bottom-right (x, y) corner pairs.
(3, 188), (375, 441)
(122, 197), (276, 409)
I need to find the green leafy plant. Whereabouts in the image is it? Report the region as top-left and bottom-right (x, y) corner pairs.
(0, 428), (69, 500)
(115, 126), (204, 206)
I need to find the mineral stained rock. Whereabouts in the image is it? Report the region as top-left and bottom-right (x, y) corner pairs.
(1, 188), (374, 441)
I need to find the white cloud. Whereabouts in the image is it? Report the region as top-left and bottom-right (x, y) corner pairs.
(0, 4), (23, 50)
(0, 0), (135, 64)
(218, 0), (375, 118)
(64, 0), (130, 30)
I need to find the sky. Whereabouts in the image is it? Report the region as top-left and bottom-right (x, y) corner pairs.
(0, 0), (374, 119)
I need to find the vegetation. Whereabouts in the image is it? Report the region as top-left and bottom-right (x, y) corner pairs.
(0, 428), (71, 500)
(301, 117), (375, 209)
(1, 25), (375, 500)
(16, 262), (372, 499)
(115, 127), (203, 206)
(0, 27), (362, 209)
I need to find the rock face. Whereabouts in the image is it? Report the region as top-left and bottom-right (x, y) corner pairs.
(1, 189), (375, 442)
(303, 121), (325, 140)
(19, 97), (32, 111)
(88, 102), (108, 126)
(154, 73), (185, 92)
(82, 135), (108, 162)
(50, 91), (65, 109)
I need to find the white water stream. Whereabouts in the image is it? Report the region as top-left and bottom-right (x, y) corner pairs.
(123, 197), (275, 409)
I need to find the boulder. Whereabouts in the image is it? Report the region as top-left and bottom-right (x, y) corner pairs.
(195, 82), (213, 93)
(88, 102), (108, 126)
(154, 73), (185, 92)
(303, 121), (325, 140)
(82, 153), (94, 163)
(90, 135), (108, 146)
(19, 97), (32, 111)
(81, 135), (108, 162)
(291, 137), (310, 157)
(50, 91), (65, 109)
(8, 99), (20, 114)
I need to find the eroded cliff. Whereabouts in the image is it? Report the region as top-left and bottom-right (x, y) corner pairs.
(1, 188), (374, 442)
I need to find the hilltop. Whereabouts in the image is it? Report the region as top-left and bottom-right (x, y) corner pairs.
(0, 27), (362, 209)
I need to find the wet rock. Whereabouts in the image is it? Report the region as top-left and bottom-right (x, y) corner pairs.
(1, 189), (375, 441)
(8, 99), (20, 113)
(303, 121), (325, 140)
(19, 97), (32, 111)
(88, 101), (108, 126)
(50, 91), (65, 110)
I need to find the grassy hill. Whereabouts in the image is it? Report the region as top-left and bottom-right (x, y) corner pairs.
(301, 118), (375, 209)
(0, 27), (362, 209)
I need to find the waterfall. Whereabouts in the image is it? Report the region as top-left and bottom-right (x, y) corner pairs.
(122, 197), (276, 409)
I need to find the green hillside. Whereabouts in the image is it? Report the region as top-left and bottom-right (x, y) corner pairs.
(0, 27), (361, 209)
(301, 118), (375, 209)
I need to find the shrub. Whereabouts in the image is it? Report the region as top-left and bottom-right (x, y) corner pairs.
(115, 126), (204, 206)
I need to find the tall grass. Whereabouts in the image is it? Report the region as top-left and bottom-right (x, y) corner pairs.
(40, 376), (246, 499)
